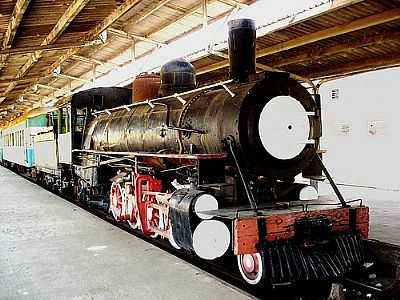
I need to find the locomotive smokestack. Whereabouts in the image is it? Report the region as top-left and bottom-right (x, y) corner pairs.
(228, 19), (256, 82)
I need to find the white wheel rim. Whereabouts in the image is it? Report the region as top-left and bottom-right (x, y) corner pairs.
(258, 95), (310, 160)
(237, 253), (264, 285)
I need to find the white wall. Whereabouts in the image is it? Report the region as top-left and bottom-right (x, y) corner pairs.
(320, 67), (400, 190)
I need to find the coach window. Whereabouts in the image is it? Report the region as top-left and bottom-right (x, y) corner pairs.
(52, 111), (59, 134)
(59, 107), (70, 134)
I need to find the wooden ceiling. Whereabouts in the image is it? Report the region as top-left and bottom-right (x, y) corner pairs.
(0, 0), (399, 127)
(193, 0), (400, 84)
(0, 0), (249, 125)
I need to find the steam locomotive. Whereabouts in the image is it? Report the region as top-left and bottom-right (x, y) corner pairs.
(1, 19), (371, 289)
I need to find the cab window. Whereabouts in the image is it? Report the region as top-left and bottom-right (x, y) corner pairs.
(75, 108), (87, 133)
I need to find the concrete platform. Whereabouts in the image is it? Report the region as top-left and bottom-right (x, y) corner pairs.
(0, 166), (253, 300)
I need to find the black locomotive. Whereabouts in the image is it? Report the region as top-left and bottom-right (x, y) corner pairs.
(70, 19), (369, 288)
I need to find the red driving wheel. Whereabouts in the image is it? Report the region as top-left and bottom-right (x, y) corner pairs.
(109, 182), (123, 221)
(147, 203), (160, 238)
(126, 184), (139, 229)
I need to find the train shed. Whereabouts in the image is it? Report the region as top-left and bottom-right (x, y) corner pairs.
(0, 1), (400, 299)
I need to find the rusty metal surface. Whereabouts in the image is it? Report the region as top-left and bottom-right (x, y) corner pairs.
(132, 73), (160, 103)
(85, 72), (320, 179)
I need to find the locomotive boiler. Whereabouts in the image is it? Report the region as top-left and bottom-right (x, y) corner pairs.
(72, 19), (370, 288)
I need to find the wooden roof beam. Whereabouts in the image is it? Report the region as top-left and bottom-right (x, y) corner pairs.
(256, 8), (400, 58)
(14, 0), (142, 104)
(269, 31), (400, 68)
(0, 75), (44, 85)
(53, 73), (92, 84)
(17, 0), (90, 76)
(304, 54), (400, 80)
(108, 27), (166, 46)
(71, 54), (120, 68)
(1, 0), (90, 102)
(217, 0), (247, 8)
(2, 0), (31, 48)
(151, 2), (206, 36)
(36, 84), (72, 95)
(24, 92), (55, 102)
(0, 0), (31, 70)
(43, 0), (90, 45)
(197, 7), (400, 75)
(85, 0), (142, 41)
(0, 40), (101, 56)
(135, 0), (174, 24)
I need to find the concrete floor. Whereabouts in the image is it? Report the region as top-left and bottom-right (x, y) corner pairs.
(0, 166), (253, 300)
(1, 166), (399, 300)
